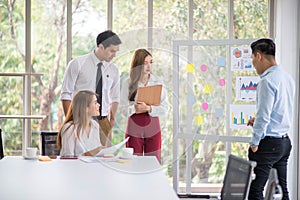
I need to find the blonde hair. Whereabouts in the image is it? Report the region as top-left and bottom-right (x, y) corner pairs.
(57, 90), (96, 148)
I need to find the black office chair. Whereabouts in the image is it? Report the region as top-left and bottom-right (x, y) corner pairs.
(220, 154), (257, 200)
(40, 131), (60, 158)
(0, 129), (4, 159)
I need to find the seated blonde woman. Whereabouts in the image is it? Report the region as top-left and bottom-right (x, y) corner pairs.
(57, 90), (105, 157)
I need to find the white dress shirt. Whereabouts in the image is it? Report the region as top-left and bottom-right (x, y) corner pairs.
(59, 120), (102, 156)
(60, 51), (120, 116)
(120, 74), (169, 117)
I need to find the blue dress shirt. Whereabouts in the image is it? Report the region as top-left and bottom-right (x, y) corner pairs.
(252, 65), (295, 146)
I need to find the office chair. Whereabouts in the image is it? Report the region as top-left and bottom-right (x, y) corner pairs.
(0, 129), (4, 159)
(264, 168), (283, 200)
(40, 131), (60, 158)
(178, 155), (257, 200)
(220, 154), (257, 200)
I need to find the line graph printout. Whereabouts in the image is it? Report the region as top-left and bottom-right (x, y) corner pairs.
(230, 104), (256, 129)
(236, 76), (260, 101)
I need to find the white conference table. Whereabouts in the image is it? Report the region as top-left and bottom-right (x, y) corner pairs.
(0, 156), (179, 200)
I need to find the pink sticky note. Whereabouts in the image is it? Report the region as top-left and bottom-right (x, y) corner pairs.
(219, 78), (226, 86)
(202, 102), (208, 110)
(200, 64), (207, 72)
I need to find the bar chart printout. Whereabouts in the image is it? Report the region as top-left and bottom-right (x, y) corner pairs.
(230, 104), (256, 129)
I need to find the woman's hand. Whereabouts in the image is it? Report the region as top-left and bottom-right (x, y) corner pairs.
(134, 102), (151, 114)
(84, 146), (106, 156)
(109, 118), (115, 127)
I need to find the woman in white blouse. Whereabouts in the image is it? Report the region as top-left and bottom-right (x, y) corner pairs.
(120, 49), (168, 163)
(57, 90), (105, 157)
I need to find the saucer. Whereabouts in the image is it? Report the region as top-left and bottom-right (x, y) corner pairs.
(23, 155), (39, 160)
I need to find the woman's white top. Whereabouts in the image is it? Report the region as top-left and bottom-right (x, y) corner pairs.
(60, 120), (101, 157)
(120, 74), (169, 118)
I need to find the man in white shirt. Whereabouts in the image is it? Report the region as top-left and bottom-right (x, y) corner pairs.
(60, 30), (122, 145)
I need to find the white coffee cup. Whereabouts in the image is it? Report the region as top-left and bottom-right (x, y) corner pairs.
(26, 147), (38, 158)
(121, 147), (134, 158)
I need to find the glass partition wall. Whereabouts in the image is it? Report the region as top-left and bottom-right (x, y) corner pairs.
(172, 39), (258, 194)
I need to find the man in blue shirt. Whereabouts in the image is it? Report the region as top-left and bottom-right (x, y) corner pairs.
(247, 38), (295, 200)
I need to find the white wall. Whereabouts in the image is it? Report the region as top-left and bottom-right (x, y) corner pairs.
(275, 0), (299, 199)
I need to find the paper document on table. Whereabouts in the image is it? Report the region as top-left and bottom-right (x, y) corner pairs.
(137, 85), (162, 106)
(96, 137), (129, 157)
(79, 156), (117, 163)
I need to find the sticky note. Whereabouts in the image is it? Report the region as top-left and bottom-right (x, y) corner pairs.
(187, 95), (195, 105)
(204, 84), (213, 94)
(186, 64), (195, 72)
(194, 116), (203, 125)
(219, 78), (226, 86)
(38, 156), (52, 162)
(202, 102), (208, 110)
(216, 57), (226, 67)
(200, 64), (207, 72)
(117, 159), (129, 164)
(103, 154), (114, 158)
(215, 108), (223, 118)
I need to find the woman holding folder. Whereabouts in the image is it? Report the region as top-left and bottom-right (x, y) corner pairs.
(120, 49), (168, 163)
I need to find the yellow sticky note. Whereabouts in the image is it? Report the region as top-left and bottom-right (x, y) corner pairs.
(186, 64), (195, 72)
(194, 116), (203, 125)
(204, 84), (213, 94)
(117, 159), (129, 164)
(38, 156), (52, 162)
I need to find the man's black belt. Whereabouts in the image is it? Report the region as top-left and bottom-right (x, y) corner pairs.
(265, 133), (288, 139)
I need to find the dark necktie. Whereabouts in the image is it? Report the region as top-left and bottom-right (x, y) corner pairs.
(96, 62), (103, 118)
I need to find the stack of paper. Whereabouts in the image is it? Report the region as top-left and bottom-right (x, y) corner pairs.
(96, 137), (129, 157)
(79, 156), (117, 163)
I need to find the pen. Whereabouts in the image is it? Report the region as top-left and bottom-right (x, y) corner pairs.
(60, 156), (78, 160)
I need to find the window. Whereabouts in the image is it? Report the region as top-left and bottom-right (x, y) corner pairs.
(0, 1), (26, 155)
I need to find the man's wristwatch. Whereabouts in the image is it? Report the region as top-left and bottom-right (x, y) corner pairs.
(250, 144), (258, 148)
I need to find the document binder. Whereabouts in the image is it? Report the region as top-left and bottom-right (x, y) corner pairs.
(137, 85), (162, 106)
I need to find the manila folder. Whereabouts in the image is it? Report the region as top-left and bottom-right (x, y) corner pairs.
(137, 85), (162, 106)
